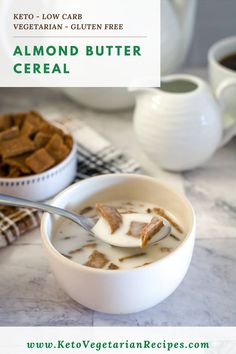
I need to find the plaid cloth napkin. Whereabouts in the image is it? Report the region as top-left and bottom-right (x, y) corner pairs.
(0, 117), (141, 248)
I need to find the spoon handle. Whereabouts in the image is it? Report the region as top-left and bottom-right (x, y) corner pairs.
(0, 193), (93, 231)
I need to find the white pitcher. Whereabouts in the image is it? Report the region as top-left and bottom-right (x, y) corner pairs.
(132, 74), (235, 171)
(161, 0), (197, 75)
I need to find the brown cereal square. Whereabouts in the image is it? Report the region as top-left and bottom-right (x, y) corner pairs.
(50, 144), (69, 163)
(119, 253), (146, 262)
(108, 263), (119, 270)
(141, 217), (164, 248)
(80, 206), (94, 215)
(24, 111), (45, 133)
(12, 113), (26, 129)
(153, 207), (183, 233)
(127, 221), (147, 238)
(8, 167), (21, 177)
(34, 132), (51, 148)
(4, 153), (31, 174)
(0, 115), (13, 131)
(160, 247), (172, 253)
(83, 242), (97, 249)
(96, 203), (122, 233)
(25, 148), (55, 173)
(85, 250), (109, 269)
(0, 136), (35, 158)
(0, 126), (19, 141)
(64, 134), (73, 150)
(20, 120), (35, 137)
(45, 134), (69, 162)
(41, 123), (63, 136)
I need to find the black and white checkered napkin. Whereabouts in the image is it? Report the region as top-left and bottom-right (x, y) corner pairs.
(0, 117), (141, 248)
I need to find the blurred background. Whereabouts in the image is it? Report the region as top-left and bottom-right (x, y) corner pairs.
(186, 0), (236, 67)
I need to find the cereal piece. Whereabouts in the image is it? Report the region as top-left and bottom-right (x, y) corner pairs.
(64, 134), (73, 150)
(12, 113), (26, 129)
(69, 248), (82, 254)
(83, 242), (97, 249)
(153, 207), (183, 233)
(62, 254), (72, 259)
(41, 123), (64, 136)
(127, 221), (147, 238)
(0, 136), (35, 158)
(8, 167), (21, 177)
(45, 134), (70, 162)
(28, 111), (44, 120)
(20, 120), (35, 137)
(96, 203), (122, 233)
(25, 148), (55, 173)
(120, 209), (137, 214)
(47, 133), (65, 148)
(135, 262), (152, 268)
(52, 143), (69, 162)
(85, 250), (109, 269)
(108, 263), (119, 270)
(69, 243), (97, 254)
(119, 252), (146, 262)
(0, 114), (13, 131)
(24, 111), (45, 133)
(160, 247), (172, 253)
(4, 154), (31, 174)
(170, 233), (181, 241)
(80, 206), (94, 215)
(141, 217), (164, 248)
(0, 126), (19, 141)
(34, 132), (50, 148)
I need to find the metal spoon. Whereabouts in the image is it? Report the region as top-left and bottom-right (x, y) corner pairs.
(0, 194), (171, 248)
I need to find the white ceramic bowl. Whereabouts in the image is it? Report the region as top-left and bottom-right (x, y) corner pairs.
(41, 174), (196, 314)
(0, 143), (77, 201)
(61, 88), (135, 112)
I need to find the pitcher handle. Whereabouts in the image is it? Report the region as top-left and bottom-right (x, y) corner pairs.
(216, 78), (236, 147)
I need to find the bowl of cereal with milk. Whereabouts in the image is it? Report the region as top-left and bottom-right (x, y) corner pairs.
(41, 174), (196, 314)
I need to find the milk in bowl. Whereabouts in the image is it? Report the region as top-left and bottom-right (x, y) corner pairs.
(53, 200), (185, 270)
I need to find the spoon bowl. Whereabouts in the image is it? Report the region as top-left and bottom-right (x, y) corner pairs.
(92, 212), (171, 248)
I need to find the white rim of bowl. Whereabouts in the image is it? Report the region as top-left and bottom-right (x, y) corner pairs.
(41, 173), (196, 274)
(0, 141), (77, 183)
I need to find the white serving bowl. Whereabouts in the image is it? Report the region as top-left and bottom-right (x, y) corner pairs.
(0, 143), (77, 201)
(41, 174), (196, 314)
(61, 88), (135, 112)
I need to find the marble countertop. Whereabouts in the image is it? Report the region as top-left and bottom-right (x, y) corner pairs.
(0, 69), (236, 326)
